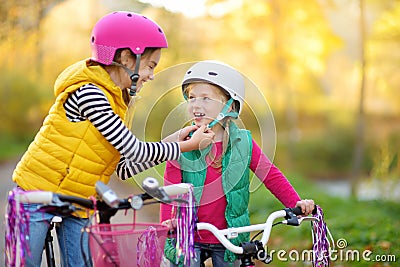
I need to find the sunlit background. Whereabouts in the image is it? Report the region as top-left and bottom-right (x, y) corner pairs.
(0, 0), (399, 266)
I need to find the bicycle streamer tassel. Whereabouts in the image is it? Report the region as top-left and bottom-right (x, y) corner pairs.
(174, 184), (196, 266)
(137, 226), (164, 267)
(311, 205), (334, 267)
(5, 188), (31, 267)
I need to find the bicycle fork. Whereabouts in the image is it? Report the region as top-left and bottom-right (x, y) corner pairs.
(44, 216), (62, 267)
(239, 240), (272, 266)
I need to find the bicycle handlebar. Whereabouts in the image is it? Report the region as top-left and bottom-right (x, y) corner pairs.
(15, 177), (191, 210)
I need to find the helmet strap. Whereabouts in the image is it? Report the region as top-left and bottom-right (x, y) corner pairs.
(129, 54), (141, 96)
(207, 98), (238, 128)
(187, 98), (238, 138)
(111, 54), (141, 96)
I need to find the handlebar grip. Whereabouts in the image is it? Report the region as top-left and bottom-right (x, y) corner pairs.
(291, 206), (303, 216)
(291, 205), (317, 216)
(161, 183), (191, 196)
(142, 177), (160, 191)
(15, 191), (53, 204)
(143, 177), (191, 197)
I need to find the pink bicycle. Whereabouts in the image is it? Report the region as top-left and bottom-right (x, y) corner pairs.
(6, 177), (191, 267)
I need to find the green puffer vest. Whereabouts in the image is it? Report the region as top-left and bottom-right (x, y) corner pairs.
(180, 122), (253, 262)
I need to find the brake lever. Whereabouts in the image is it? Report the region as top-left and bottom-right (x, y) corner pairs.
(298, 216), (319, 223)
(283, 208), (300, 226)
(36, 197), (76, 216)
(281, 215), (319, 225)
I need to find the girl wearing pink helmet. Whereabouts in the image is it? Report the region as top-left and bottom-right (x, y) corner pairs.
(10, 12), (214, 267)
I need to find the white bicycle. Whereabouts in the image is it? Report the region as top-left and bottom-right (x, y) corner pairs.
(168, 200), (332, 267)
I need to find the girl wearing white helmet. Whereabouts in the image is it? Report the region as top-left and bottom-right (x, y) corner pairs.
(161, 60), (314, 267)
(10, 12), (213, 267)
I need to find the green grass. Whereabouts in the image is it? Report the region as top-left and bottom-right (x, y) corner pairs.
(0, 135), (28, 162)
(248, 174), (400, 266)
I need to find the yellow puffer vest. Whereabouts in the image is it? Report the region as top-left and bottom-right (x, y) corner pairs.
(13, 59), (127, 204)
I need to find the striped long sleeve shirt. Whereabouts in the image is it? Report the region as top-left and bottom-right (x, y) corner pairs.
(63, 84), (180, 180)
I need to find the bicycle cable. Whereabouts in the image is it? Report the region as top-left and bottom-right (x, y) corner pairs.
(250, 221), (282, 241)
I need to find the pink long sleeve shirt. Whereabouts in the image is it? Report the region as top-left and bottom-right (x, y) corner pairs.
(160, 139), (301, 244)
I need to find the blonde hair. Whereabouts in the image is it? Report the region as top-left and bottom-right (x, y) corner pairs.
(184, 82), (233, 171)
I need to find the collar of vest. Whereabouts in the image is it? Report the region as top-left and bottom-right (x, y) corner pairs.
(54, 59), (126, 109)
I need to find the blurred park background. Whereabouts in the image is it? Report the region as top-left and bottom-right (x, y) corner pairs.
(0, 0), (399, 266)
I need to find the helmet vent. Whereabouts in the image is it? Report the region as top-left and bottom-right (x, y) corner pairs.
(127, 13), (132, 17)
(208, 71), (218, 76)
(187, 71), (192, 74)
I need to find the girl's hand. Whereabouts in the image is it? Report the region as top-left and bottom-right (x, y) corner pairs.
(295, 199), (315, 216)
(189, 125), (215, 150)
(178, 125), (199, 141)
(161, 219), (177, 230)
(162, 125), (199, 142)
(179, 125), (214, 152)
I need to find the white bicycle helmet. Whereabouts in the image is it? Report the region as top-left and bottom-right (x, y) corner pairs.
(182, 60), (245, 115)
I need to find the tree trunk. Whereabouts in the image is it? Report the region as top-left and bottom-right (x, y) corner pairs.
(351, 0), (367, 197)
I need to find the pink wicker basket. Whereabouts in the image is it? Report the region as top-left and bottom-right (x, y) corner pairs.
(88, 223), (169, 267)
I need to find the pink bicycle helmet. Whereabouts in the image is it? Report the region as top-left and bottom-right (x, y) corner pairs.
(91, 11), (168, 65)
